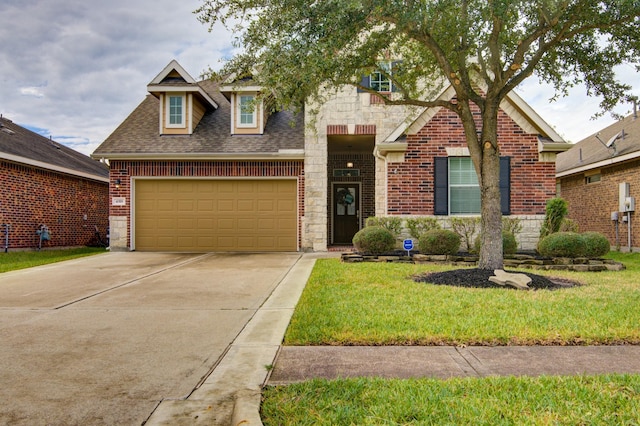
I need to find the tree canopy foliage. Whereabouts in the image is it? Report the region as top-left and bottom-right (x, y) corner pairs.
(197, 0), (640, 268)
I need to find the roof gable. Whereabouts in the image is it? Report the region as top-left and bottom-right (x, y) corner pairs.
(147, 60), (219, 110)
(396, 85), (564, 143)
(556, 113), (640, 177)
(0, 117), (109, 181)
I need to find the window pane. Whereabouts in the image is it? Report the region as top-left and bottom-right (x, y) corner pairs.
(169, 96), (182, 125)
(450, 187), (481, 214)
(449, 157), (480, 214)
(239, 95), (254, 125)
(369, 62), (392, 92)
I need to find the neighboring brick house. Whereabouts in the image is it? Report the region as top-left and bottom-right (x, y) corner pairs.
(0, 116), (109, 250)
(92, 60), (568, 252)
(556, 112), (640, 250)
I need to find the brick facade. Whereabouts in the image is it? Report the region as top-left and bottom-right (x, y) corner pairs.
(108, 160), (305, 250)
(387, 106), (556, 215)
(559, 159), (640, 249)
(0, 160), (108, 249)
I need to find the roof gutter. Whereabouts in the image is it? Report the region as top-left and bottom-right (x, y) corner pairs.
(90, 150), (305, 162)
(557, 150), (640, 178)
(1, 152), (108, 183)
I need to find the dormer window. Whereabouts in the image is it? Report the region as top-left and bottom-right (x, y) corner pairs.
(238, 95), (256, 127)
(166, 94), (185, 128)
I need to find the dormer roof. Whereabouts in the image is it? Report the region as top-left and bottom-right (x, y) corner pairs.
(146, 60), (219, 111)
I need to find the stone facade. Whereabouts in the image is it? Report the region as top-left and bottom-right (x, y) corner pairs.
(0, 160), (108, 249)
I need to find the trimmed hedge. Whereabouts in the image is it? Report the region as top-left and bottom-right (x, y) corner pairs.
(473, 231), (518, 255)
(537, 232), (586, 258)
(418, 229), (460, 255)
(352, 226), (396, 255)
(581, 232), (610, 258)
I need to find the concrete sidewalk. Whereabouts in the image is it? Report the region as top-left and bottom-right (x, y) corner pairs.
(268, 345), (640, 384)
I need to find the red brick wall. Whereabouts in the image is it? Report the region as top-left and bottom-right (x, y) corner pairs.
(109, 160), (305, 249)
(559, 159), (640, 248)
(387, 106), (556, 215)
(0, 160), (108, 249)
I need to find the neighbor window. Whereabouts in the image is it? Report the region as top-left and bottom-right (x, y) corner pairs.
(449, 157), (481, 214)
(585, 173), (601, 184)
(238, 95), (256, 127)
(166, 94), (185, 127)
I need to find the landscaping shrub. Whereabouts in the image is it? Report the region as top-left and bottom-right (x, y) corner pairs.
(418, 229), (460, 255)
(405, 217), (441, 239)
(450, 217), (480, 252)
(473, 231), (518, 255)
(559, 218), (579, 233)
(502, 217), (523, 237)
(581, 232), (610, 258)
(352, 226), (396, 255)
(540, 197), (568, 239)
(365, 217), (403, 237)
(537, 232), (586, 258)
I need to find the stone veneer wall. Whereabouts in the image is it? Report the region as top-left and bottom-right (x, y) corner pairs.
(0, 160), (108, 249)
(392, 215), (544, 251)
(303, 88), (413, 251)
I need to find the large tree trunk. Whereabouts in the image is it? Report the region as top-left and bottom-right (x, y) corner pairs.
(477, 102), (504, 270)
(478, 149), (503, 270)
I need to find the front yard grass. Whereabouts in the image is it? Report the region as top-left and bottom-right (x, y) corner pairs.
(0, 247), (107, 273)
(284, 252), (640, 346)
(263, 252), (640, 424)
(262, 374), (640, 425)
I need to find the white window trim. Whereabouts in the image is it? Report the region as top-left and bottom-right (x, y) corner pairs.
(166, 93), (186, 128)
(237, 94), (257, 128)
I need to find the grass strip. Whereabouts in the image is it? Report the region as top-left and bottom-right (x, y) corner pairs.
(262, 374), (640, 425)
(0, 247), (107, 273)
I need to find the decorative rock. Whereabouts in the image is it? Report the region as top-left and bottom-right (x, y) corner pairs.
(378, 256), (400, 262)
(489, 269), (531, 290)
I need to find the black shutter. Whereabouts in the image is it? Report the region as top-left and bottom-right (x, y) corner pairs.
(434, 157), (448, 215)
(356, 74), (370, 93)
(499, 156), (511, 215)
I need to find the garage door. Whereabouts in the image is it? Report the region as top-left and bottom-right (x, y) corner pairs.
(134, 179), (297, 252)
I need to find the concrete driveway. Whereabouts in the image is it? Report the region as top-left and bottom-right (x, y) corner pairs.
(0, 251), (301, 425)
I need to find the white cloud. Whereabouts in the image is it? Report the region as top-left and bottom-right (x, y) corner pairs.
(0, 0), (638, 156)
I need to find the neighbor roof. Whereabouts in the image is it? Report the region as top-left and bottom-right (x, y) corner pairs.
(0, 116), (109, 181)
(556, 113), (640, 177)
(92, 79), (304, 160)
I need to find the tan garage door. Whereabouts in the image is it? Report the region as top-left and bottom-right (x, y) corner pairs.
(134, 179), (297, 252)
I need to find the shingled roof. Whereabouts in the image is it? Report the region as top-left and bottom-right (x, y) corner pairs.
(92, 80), (304, 160)
(0, 116), (109, 181)
(556, 113), (640, 177)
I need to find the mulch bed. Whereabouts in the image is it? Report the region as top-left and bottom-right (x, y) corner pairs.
(414, 268), (580, 290)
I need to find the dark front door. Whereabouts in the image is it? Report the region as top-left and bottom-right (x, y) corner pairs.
(333, 184), (360, 244)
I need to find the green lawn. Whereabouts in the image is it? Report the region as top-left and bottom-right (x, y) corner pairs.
(0, 247), (107, 273)
(262, 374), (640, 425)
(284, 252), (640, 346)
(263, 252), (640, 424)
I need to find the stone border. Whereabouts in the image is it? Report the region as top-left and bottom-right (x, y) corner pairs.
(341, 253), (625, 272)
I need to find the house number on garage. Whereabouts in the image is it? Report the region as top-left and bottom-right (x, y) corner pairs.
(112, 197), (126, 206)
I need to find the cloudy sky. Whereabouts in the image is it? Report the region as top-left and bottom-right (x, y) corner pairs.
(1, 0), (639, 156)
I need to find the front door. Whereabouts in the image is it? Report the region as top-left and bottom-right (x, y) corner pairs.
(333, 184), (360, 244)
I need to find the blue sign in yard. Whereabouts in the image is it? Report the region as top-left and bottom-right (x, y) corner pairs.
(403, 239), (414, 251)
